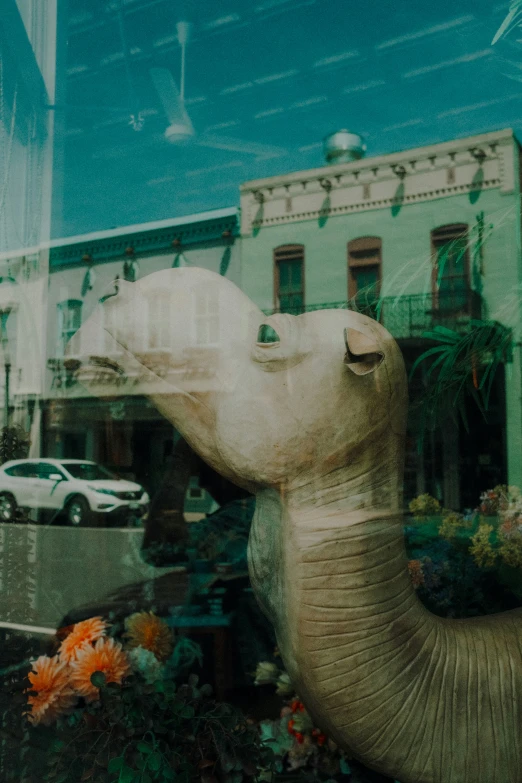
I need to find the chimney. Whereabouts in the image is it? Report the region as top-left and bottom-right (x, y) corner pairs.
(323, 130), (366, 165)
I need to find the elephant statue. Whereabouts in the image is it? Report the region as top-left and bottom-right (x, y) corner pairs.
(70, 267), (522, 783)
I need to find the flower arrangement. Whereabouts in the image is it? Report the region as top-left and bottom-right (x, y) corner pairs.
(26, 613), (174, 725)
(408, 487), (522, 574)
(15, 612), (272, 783)
(468, 485), (522, 571)
(477, 485), (510, 517)
(469, 524), (497, 569)
(437, 511), (471, 541)
(408, 494), (472, 543)
(402, 485), (522, 618)
(253, 661), (351, 780)
(408, 493), (441, 519)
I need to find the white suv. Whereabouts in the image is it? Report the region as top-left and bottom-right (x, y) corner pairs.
(0, 459), (150, 527)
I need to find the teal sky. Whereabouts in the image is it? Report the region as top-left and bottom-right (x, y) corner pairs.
(57, 0), (522, 236)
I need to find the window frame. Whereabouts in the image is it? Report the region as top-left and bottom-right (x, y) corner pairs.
(347, 236), (382, 301)
(273, 244), (305, 314)
(56, 299), (83, 357)
(430, 224), (470, 311)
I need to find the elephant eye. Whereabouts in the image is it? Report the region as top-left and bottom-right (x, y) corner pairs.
(257, 324), (280, 344)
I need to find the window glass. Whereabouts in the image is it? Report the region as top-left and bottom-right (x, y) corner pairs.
(2, 4), (522, 782)
(274, 246), (305, 314)
(4, 464), (35, 478)
(432, 226), (469, 311)
(62, 462), (116, 480)
(348, 237), (382, 316)
(34, 463), (66, 480)
(352, 266), (379, 296)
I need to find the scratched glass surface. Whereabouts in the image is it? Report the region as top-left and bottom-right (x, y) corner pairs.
(0, 2), (521, 782)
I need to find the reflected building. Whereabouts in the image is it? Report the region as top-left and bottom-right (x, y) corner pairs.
(240, 128), (521, 509)
(0, 1), (62, 447)
(44, 207), (239, 501)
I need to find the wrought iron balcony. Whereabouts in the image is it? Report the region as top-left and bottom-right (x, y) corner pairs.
(264, 290), (483, 341)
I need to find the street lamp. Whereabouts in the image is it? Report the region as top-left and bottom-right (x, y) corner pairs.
(0, 309), (12, 427)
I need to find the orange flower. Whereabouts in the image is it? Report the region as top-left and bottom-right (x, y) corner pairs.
(26, 655), (77, 726)
(70, 637), (130, 702)
(124, 612), (174, 661)
(58, 616), (108, 663)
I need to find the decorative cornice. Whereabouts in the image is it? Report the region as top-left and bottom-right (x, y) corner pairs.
(240, 128), (517, 235)
(251, 179), (502, 229)
(50, 214), (239, 269)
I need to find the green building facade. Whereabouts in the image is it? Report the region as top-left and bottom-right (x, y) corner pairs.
(239, 128), (522, 510)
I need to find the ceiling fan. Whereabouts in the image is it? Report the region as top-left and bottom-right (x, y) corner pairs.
(147, 21), (287, 159)
(150, 22), (194, 142)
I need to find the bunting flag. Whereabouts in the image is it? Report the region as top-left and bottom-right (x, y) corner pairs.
(123, 259), (140, 282)
(172, 252), (188, 268)
(81, 267), (96, 297)
(219, 247), (231, 276)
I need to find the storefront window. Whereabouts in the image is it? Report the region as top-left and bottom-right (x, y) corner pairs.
(2, 3), (522, 782)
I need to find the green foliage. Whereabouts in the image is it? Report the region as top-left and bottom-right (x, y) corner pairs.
(408, 494), (441, 519)
(410, 320), (512, 443)
(6, 669), (272, 783)
(438, 511), (470, 540)
(164, 638), (203, 677)
(253, 684), (351, 782)
(1, 629), (273, 783)
(0, 425), (30, 464)
(44, 671), (271, 783)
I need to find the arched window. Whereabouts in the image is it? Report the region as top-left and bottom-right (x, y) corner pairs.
(274, 245), (305, 314)
(347, 237), (382, 309)
(431, 224), (469, 311)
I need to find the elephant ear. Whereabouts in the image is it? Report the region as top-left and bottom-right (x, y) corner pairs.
(344, 327), (384, 376)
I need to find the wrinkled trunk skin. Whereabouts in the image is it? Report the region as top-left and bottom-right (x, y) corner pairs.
(248, 490), (522, 783)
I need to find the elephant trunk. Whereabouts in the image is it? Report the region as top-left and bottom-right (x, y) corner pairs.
(250, 501), (522, 783)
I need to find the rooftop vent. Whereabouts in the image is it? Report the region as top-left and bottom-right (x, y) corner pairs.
(323, 130), (366, 165)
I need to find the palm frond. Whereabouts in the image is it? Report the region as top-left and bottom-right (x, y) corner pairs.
(492, 0), (522, 44)
(421, 326), (461, 343)
(411, 319), (512, 446)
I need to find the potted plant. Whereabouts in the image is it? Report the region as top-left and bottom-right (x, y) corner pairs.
(7, 612), (273, 783)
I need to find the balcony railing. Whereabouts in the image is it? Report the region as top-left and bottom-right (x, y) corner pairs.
(264, 290), (483, 340)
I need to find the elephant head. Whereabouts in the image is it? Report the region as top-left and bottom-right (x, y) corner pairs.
(71, 267), (407, 504)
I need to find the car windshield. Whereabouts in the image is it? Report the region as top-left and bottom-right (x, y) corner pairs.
(61, 463), (116, 481)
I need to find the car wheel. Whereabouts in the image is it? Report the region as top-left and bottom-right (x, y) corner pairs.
(0, 493), (17, 523)
(65, 496), (91, 527)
